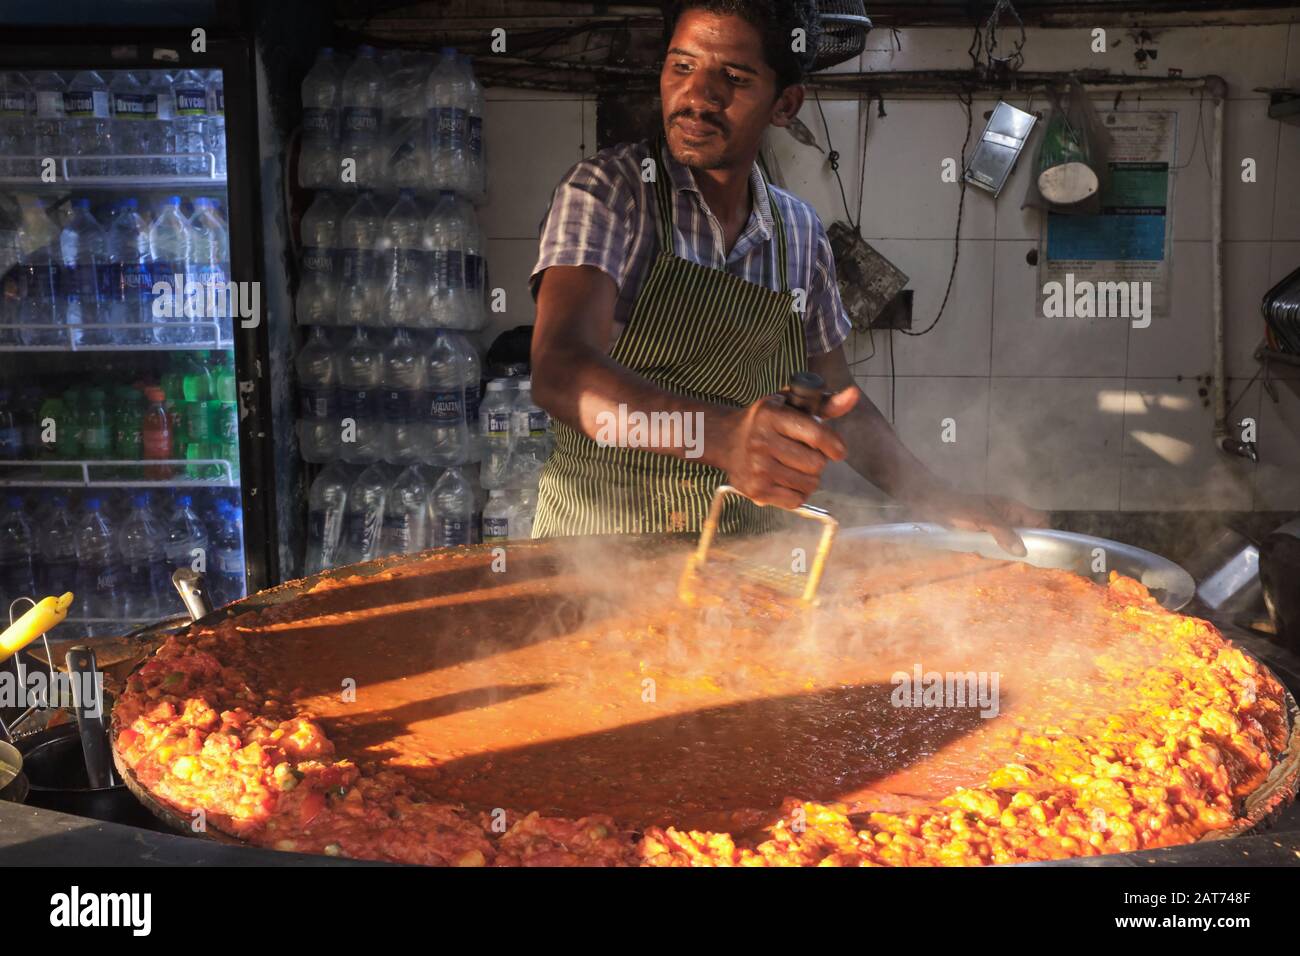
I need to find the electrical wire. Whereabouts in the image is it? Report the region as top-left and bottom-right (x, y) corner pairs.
(899, 89), (974, 338)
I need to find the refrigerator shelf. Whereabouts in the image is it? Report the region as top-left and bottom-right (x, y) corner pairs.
(0, 153), (226, 188)
(0, 322), (232, 353)
(0, 458), (237, 488)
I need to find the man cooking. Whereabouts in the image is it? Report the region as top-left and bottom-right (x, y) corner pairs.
(528, 0), (1044, 551)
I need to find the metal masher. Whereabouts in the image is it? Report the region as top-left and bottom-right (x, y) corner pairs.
(679, 372), (840, 608)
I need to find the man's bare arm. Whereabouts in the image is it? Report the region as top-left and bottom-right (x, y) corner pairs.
(530, 265), (855, 510)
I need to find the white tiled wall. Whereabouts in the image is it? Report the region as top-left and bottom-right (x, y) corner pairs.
(481, 22), (1300, 512)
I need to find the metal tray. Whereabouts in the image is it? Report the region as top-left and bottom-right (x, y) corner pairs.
(840, 523), (1196, 611)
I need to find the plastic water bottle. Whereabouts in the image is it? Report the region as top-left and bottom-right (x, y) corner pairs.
(149, 195), (194, 345)
(37, 496), (79, 601)
(425, 191), (465, 328)
(209, 502), (244, 607)
(296, 325), (339, 463)
(336, 191), (382, 326)
(297, 192), (339, 326)
(0, 390), (20, 459)
(189, 197), (230, 343)
(205, 69), (226, 175)
(64, 70), (111, 174)
(59, 198), (105, 346)
(340, 45), (384, 189)
(456, 195), (486, 331)
(0, 72), (34, 155)
(384, 52), (431, 191)
(0, 495), (36, 606)
(300, 48), (340, 189)
(81, 388), (111, 461)
(478, 379), (513, 489)
(512, 486), (537, 539)
(460, 54), (486, 201)
(380, 464), (430, 556)
(508, 379), (549, 489)
(338, 325), (384, 463)
(426, 48), (468, 193)
(118, 493), (168, 620)
(109, 71), (149, 155)
(171, 69), (208, 162)
(75, 498), (123, 637)
(423, 330), (467, 465)
(29, 70), (66, 157)
(163, 494), (209, 586)
(481, 488), (514, 544)
(305, 461), (353, 573)
(104, 198), (153, 345)
(429, 464), (474, 548)
(382, 326), (426, 464)
(453, 332), (482, 458)
(337, 462), (390, 566)
(146, 70), (175, 167)
(377, 189), (426, 328)
(16, 200), (62, 346)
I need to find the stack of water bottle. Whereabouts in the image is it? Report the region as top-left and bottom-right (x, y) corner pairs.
(295, 325), (481, 468)
(296, 187), (485, 332)
(297, 46), (485, 201)
(0, 67), (225, 176)
(0, 488), (245, 637)
(0, 192), (232, 348)
(302, 375), (550, 569)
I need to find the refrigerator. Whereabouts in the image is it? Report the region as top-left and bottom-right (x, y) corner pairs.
(0, 32), (277, 643)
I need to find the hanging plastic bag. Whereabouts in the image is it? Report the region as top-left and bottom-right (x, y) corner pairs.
(1022, 77), (1112, 215)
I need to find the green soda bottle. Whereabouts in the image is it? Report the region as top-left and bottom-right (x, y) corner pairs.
(213, 352), (236, 403)
(182, 351), (213, 401)
(81, 389), (111, 461)
(59, 388), (83, 460)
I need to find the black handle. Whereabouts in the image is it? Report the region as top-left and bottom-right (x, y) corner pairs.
(172, 568), (214, 623)
(65, 645), (117, 789)
(784, 371), (827, 416)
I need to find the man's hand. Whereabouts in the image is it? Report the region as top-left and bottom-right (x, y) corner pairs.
(718, 386), (858, 510)
(910, 486), (1049, 557)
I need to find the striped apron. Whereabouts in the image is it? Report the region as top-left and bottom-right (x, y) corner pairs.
(533, 141), (806, 538)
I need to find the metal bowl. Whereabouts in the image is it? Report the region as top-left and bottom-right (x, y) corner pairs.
(839, 524), (1196, 612)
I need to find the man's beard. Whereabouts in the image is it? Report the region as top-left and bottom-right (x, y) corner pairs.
(665, 112), (730, 169)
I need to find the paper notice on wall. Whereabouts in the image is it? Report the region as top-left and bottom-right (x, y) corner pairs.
(1038, 110), (1177, 328)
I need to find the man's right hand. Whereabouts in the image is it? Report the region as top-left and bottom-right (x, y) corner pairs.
(716, 386), (858, 510)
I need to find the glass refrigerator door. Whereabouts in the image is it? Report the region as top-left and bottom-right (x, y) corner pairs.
(0, 64), (247, 643)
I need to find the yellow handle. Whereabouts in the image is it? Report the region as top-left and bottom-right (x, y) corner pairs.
(0, 592), (74, 660)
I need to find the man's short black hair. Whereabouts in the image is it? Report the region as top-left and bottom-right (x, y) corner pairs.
(662, 0), (821, 90)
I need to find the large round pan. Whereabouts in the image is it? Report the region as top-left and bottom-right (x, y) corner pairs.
(109, 534), (1293, 859)
(840, 523), (1196, 611)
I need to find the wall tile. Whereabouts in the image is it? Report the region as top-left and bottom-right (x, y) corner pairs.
(1224, 241), (1281, 378)
(482, 238), (541, 347)
(480, 97), (584, 240)
(1255, 382), (1300, 510)
(858, 99), (997, 241)
(1128, 240), (1211, 378)
(848, 238), (993, 377)
(1273, 122), (1300, 242)
(1119, 377), (1254, 510)
(991, 241), (1130, 378)
(987, 376), (1126, 511)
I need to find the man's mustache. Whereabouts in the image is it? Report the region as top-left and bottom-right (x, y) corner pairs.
(670, 110), (728, 136)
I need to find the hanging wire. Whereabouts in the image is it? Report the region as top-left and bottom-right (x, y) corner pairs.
(899, 89), (974, 338)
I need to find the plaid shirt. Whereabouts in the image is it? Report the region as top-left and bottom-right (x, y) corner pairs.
(531, 139), (852, 357)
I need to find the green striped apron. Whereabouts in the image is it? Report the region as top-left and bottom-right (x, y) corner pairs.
(533, 140), (806, 538)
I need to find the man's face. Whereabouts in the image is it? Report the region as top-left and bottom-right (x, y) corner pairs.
(660, 8), (802, 171)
